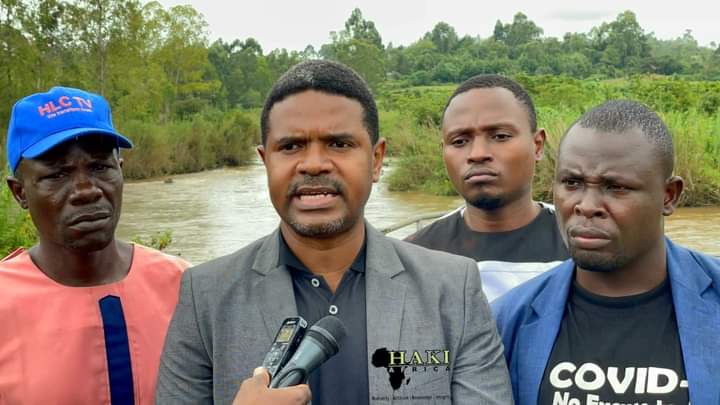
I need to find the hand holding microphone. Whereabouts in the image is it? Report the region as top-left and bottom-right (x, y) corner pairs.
(232, 315), (346, 404)
(231, 367), (310, 405)
(270, 315), (347, 388)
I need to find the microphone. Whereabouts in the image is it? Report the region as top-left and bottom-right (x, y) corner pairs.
(269, 315), (347, 388)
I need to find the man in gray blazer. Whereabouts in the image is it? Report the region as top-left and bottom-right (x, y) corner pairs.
(156, 60), (512, 405)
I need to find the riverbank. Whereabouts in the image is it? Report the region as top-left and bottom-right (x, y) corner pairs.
(117, 167), (720, 263)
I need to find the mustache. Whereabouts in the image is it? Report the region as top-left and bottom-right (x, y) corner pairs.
(287, 175), (345, 196)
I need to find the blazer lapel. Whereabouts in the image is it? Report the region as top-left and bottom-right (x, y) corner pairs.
(251, 229), (299, 341)
(364, 224), (407, 400)
(516, 261), (573, 405)
(666, 239), (720, 404)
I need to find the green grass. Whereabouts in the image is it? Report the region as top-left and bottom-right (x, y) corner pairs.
(385, 102), (720, 207)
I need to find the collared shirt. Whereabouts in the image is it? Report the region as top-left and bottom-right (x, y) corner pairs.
(278, 232), (369, 405)
(0, 245), (189, 405)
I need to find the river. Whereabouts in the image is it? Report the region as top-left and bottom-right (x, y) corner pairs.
(117, 163), (720, 264)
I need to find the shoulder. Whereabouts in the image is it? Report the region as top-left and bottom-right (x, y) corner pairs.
(491, 261), (569, 324)
(682, 245), (720, 272)
(387, 236), (479, 291)
(394, 236), (476, 269)
(0, 249), (37, 296)
(0, 248), (38, 284)
(0, 248), (31, 269)
(667, 240), (720, 286)
(133, 244), (191, 272)
(182, 234), (271, 286)
(536, 202), (561, 224)
(404, 208), (462, 247)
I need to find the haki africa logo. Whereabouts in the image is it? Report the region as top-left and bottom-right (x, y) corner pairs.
(371, 348), (451, 390)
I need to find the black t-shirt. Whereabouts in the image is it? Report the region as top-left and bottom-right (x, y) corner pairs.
(539, 278), (690, 405)
(406, 204), (569, 301)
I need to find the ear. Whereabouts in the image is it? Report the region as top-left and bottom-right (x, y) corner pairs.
(533, 128), (547, 161)
(257, 144), (266, 165)
(371, 138), (386, 183)
(6, 176), (28, 209)
(662, 176), (684, 216)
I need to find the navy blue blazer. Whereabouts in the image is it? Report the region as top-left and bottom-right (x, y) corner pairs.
(492, 238), (720, 405)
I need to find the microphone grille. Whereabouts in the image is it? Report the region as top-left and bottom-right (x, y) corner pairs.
(310, 316), (347, 351)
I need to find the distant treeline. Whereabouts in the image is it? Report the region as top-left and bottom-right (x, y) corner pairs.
(2, 2), (719, 127)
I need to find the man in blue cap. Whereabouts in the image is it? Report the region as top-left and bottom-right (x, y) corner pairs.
(0, 87), (312, 405)
(0, 86), (309, 405)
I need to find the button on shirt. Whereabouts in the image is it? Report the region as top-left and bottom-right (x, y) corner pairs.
(278, 233), (369, 405)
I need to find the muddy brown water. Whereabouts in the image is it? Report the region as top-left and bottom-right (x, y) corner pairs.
(117, 164), (720, 264)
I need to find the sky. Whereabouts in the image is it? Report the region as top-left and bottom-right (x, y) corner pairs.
(154, 0), (719, 52)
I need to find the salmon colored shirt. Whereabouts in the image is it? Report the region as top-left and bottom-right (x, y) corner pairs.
(0, 245), (189, 405)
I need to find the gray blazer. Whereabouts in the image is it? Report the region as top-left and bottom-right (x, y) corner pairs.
(156, 224), (513, 404)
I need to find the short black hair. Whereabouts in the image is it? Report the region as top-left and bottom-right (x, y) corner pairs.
(444, 74), (537, 132)
(260, 60), (379, 145)
(565, 100), (674, 177)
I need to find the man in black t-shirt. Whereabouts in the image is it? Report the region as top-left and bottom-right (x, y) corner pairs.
(406, 75), (568, 301)
(493, 100), (720, 404)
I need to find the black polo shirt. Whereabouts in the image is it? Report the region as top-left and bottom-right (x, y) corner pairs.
(278, 232), (369, 405)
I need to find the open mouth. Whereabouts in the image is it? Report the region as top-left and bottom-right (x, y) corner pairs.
(293, 187), (340, 209)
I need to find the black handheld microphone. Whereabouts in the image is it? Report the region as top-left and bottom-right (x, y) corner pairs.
(269, 315), (347, 388)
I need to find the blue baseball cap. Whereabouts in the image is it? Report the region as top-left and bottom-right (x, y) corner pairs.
(6, 86), (133, 173)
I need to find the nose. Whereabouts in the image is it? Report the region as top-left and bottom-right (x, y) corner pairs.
(467, 136), (492, 164)
(296, 143), (332, 175)
(573, 188), (608, 219)
(69, 170), (102, 205)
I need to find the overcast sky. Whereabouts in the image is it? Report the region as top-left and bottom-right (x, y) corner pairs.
(155, 0), (719, 51)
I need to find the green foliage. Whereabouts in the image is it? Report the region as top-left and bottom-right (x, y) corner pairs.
(132, 231), (173, 251)
(0, 2), (718, 253)
(384, 124), (455, 196)
(0, 178), (38, 257)
(321, 8), (385, 90)
(120, 108), (259, 179)
(379, 79), (720, 207)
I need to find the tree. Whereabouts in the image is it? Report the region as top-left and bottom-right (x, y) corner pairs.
(493, 20), (506, 42)
(495, 12), (543, 47)
(428, 22), (458, 54)
(152, 5), (218, 118)
(333, 39), (385, 90)
(0, 0), (36, 123)
(66, 0), (129, 95)
(591, 11), (650, 73)
(320, 8), (385, 89)
(344, 8), (382, 49)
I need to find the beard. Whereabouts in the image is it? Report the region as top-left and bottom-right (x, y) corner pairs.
(464, 182), (530, 211)
(286, 214), (356, 238)
(283, 174), (358, 238)
(467, 195), (505, 211)
(569, 245), (630, 273)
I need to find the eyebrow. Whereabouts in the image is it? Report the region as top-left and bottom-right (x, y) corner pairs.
(556, 168), (636, 183)
(274, 133), (357, 144)
(445, 122), (520, 137)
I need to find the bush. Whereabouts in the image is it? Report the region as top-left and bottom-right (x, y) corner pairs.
(0, 181), (37, 257)
(120, 109), (259, 179)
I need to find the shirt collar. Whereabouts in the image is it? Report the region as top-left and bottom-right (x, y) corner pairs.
(277, 230), (367, 274)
